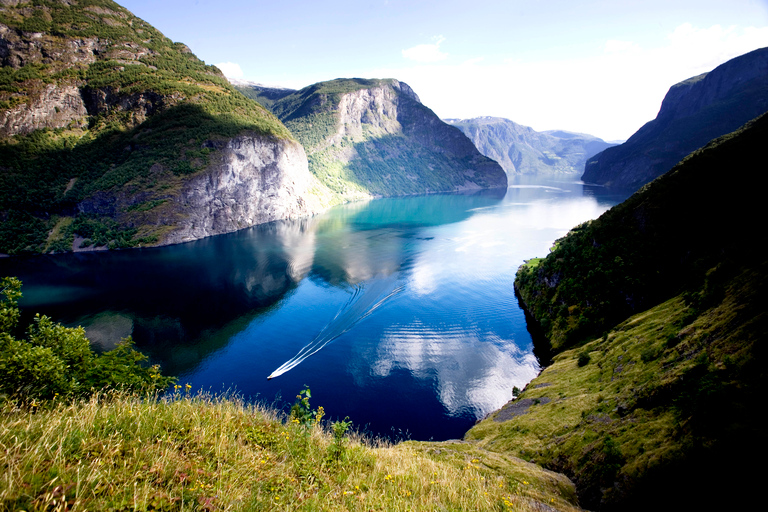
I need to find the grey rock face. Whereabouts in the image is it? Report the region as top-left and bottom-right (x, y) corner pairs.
(0, 83), (88, 136)
(162, 135), (317, 245)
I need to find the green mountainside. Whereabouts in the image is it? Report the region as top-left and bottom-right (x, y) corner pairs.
(582, 47), (768, 190)
(0, 0), (314, 255)
(238, 78), (508, 201)
(468, 114), (768, 510)
(445, 117), (615, 175)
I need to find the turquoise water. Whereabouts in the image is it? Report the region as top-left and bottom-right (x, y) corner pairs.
(0, 176), (628, 440)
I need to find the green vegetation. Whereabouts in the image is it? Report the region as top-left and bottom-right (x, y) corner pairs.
(0, 391), (584, 511)
(480, 114), (768, 510)
(0, 277), (173, 401)
(516, 113), (768, 352)
(0, 0), (293, 254)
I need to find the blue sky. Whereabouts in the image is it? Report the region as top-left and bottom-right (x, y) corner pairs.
(119, 0), (768, 141)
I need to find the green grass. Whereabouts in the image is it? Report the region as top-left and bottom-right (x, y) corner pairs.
(0, 391), (584, 511)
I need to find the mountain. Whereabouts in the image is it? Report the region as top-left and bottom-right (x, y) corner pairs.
(582, 47), (768, 190)
(468, 114), (768, 510)
(236, 78), (508, 200)
(0, 0), (321, 254)
(445, 117), (615, 175)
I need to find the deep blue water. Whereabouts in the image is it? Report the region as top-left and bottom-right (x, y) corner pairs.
(0, 176), (628, 440)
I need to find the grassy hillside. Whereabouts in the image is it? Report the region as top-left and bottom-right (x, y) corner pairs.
(0, 0), (292, 254)
(471, 114), (768, 510)
(0, 391), (585, 511)
(516, 112), (768, 352)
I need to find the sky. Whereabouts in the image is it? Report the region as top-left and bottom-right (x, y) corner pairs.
(118, 0), (768, 141)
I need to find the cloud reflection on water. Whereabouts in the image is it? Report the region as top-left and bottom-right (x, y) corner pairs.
(368, 324), (539, 419)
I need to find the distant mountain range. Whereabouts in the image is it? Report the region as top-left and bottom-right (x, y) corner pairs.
(583, 47), (768, 190)
(235, 78), (507, 200)
(444, 117), (616, 176)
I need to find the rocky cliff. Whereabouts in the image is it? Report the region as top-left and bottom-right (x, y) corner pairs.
(445, 117), (615, 176)
(164, 136), (313, 245)
(0, 0), (319, 254)
(582, 47), (768, 190)
(239, 78), (508, 200)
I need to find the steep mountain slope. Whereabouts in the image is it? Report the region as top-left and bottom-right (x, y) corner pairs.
(239, 78), (508, 200)
(445, 117), (615, 175)
(582, 47), (768, 190)
(468, 114), (768, 510)
(0, 0), (320, 254)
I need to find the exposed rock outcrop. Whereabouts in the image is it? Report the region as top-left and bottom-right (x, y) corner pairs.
(0, 82), (88, 136)
(163, 136), (316, 244)
(582, 47), (768, 190)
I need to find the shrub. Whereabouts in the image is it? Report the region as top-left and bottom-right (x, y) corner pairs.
(0, 277), (174, 401)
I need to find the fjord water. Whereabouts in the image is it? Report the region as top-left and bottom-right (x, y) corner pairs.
(1, 177), (628, 440)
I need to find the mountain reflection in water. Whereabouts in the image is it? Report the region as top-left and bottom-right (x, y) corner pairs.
(0, 178), (628, 440)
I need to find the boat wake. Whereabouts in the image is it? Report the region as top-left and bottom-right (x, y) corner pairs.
(267, 276), (404, 379)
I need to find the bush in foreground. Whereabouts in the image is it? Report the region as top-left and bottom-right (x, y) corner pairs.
(0, 277), (173, 401)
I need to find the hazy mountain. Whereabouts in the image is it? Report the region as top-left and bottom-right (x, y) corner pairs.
(445, 117), (616, 176)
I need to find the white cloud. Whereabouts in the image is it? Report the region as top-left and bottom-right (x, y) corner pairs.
(604, 39), (642, 55)
(215, 61), (244, 78)
(372, 24), (768, 141)
(402, 36), (448, 63)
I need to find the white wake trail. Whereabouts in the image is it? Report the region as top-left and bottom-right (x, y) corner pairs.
(267, 277), (404, 379)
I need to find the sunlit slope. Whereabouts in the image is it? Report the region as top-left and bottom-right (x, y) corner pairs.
(0, 392), (586, 512)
